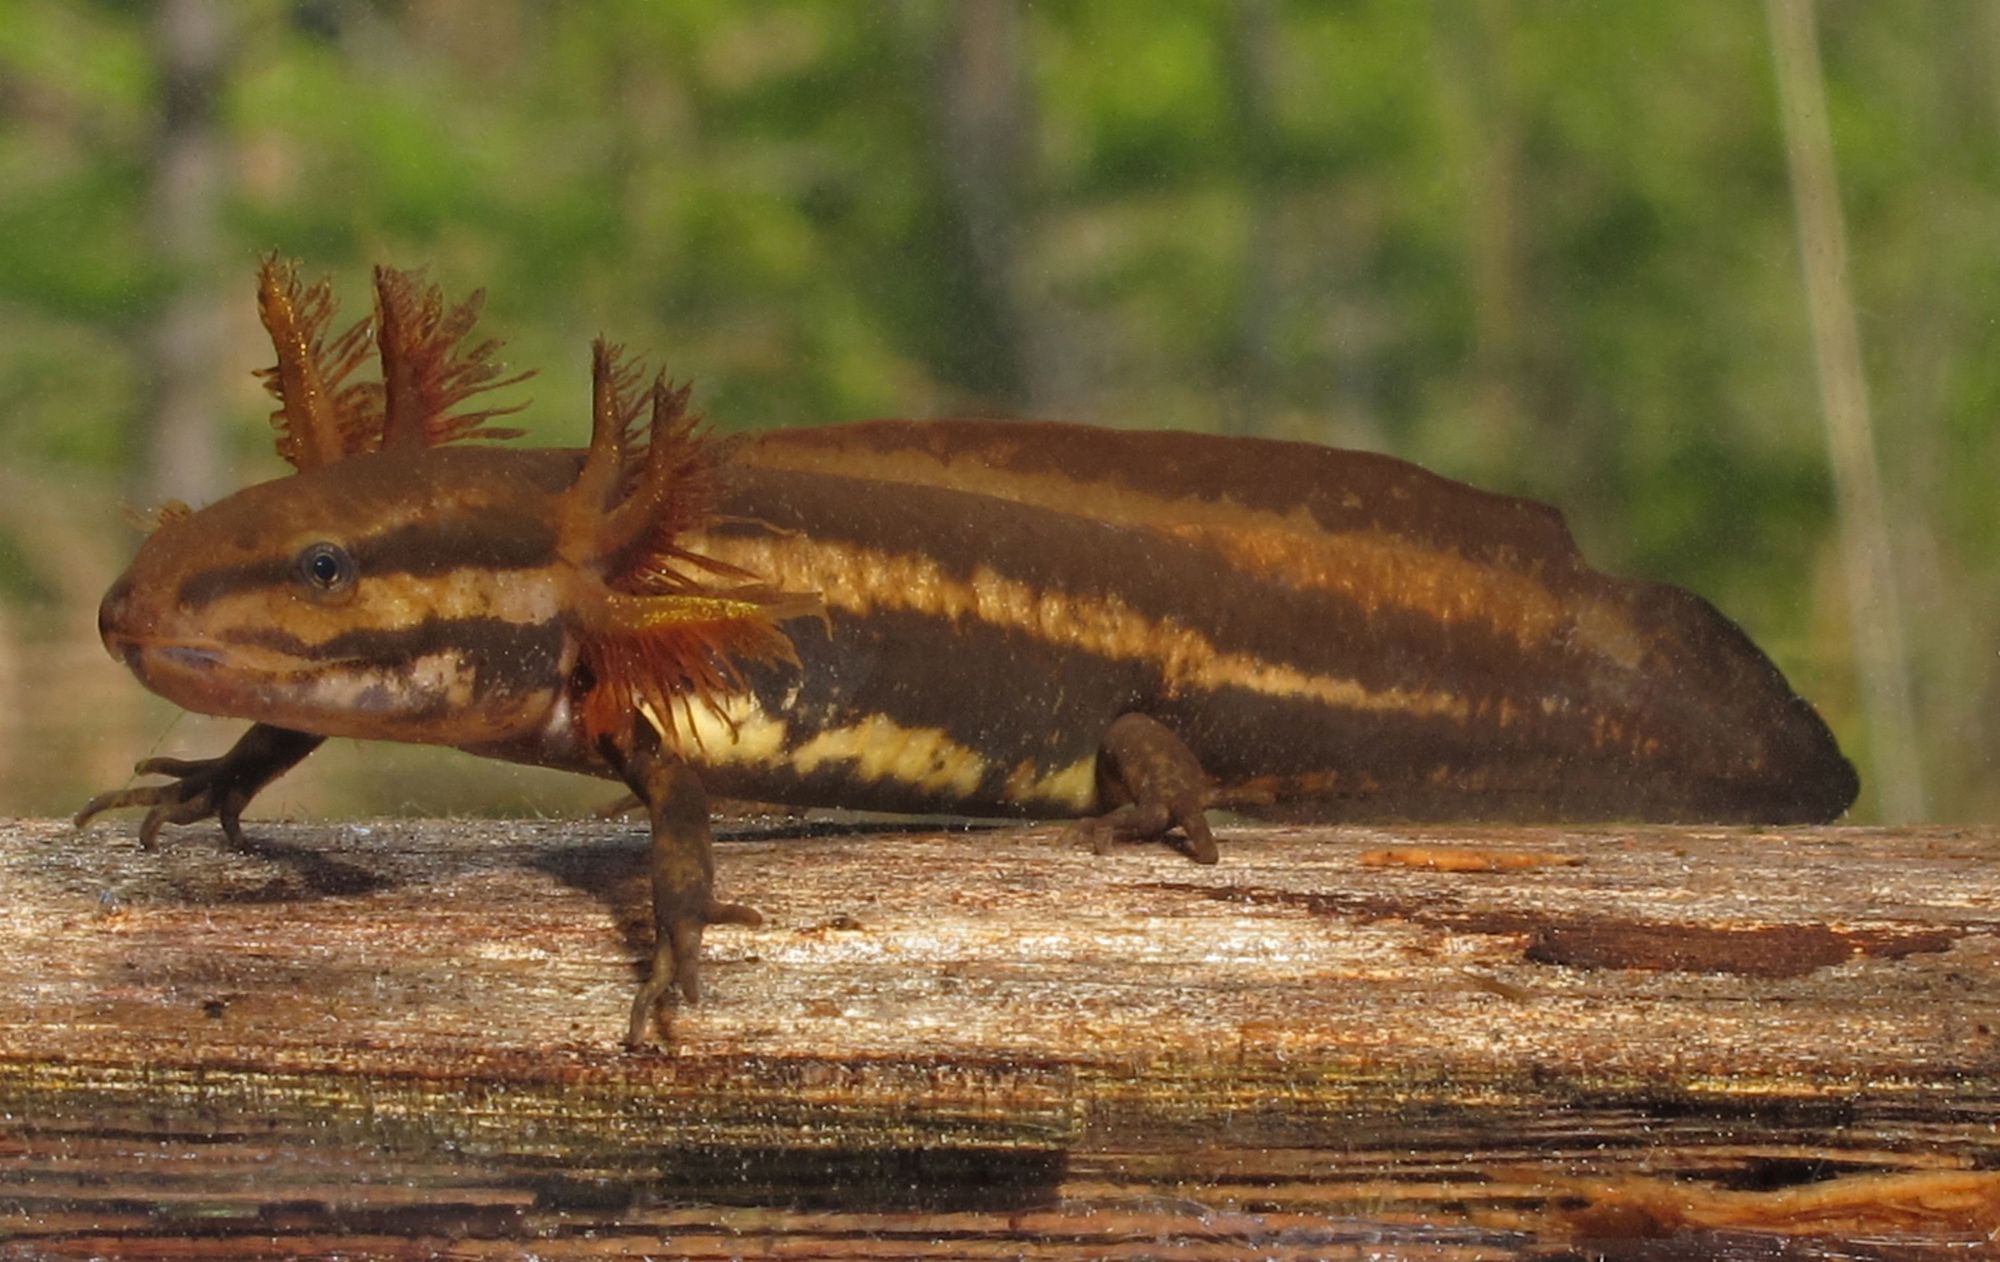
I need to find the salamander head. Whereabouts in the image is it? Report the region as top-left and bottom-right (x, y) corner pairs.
(99, 258), (815, 763)
(99, 447), (577, 746)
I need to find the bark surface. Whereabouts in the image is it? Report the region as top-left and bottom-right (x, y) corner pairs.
(2, 817), (1995, 1258)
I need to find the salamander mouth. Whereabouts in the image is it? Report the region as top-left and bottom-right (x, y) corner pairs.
(101, 632), (220, 676)
(102, 633), (330, 726)
(104, 633), (147, 673)
(107, 634), (227, 670)
(109, 634), (329, 707)
(155, 643), (225, 670)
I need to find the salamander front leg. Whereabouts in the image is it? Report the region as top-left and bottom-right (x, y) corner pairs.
(74, 723), (324, 849)
(1067, 713), (1219, 865)
(606, 740), (762, 1047)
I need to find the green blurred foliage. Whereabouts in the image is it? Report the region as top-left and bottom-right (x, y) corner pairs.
(0, 0), (1993, 819)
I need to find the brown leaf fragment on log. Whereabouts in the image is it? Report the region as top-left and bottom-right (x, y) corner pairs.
(1524, 920), (1962, 978)
(1559, 1169), (2000, 1242)
(1360, 846), (1584, 873)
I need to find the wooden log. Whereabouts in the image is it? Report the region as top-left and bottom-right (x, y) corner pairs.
(2, 816), (1997, 1259)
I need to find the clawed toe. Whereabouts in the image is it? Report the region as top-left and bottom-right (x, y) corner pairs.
(624, 897), (765, 1047)
(71, 726), (322, 851)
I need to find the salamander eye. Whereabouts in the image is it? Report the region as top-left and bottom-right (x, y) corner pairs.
(296, 541), (356, 599)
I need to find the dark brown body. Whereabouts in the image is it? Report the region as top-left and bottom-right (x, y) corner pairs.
(654, 420), (1856, 825)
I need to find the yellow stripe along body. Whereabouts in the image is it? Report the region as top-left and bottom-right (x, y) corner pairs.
(636, 421), (1854, 824)
(106, 420), (1856, 825)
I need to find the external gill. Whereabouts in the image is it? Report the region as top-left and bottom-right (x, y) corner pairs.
(560, 341), (823, 757)
(254, 255), (531, 471)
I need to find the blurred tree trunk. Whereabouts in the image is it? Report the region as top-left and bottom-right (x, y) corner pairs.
(1433, 0), (1534, 478)
(935, 0), (1044, 410)
(1224, 0), (1282, 436)
(1766, 0), (1925, 822)
(1463, 0), (1524, 454)
(0, 470), (140, 814)
(143, 0), (231, 508)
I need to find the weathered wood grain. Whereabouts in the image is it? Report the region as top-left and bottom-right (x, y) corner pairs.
(2, 816), (1998, 1258)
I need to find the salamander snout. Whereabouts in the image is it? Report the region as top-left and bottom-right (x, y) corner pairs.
(97, 572), (135, 655)
(95, 570), (165, 674)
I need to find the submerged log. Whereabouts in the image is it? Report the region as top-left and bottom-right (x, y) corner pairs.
(1, 816), (1997, 1258)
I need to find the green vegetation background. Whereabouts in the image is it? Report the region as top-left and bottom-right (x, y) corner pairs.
(0, 1), (1990, 822)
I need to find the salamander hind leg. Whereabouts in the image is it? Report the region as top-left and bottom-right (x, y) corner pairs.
(1065, 713), (1219, 865)
(605, 739), (762, 1047)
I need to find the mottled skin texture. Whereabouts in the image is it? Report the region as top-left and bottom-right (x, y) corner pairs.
(79, 263), (1857, 1045)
